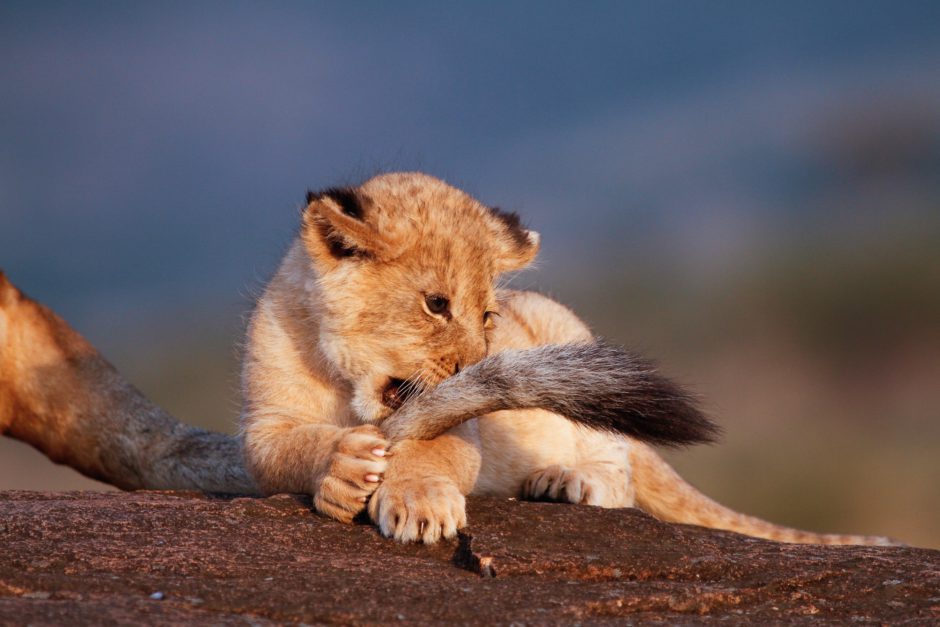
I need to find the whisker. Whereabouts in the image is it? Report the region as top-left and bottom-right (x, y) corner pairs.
(403, 369), (425, 392)
(410, 369), (433, 401)
(397, 369), (428, 404)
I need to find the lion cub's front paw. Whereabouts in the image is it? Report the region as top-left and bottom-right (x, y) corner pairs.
(522, 464), (629, 508)
(314, 425), (389, 524)
(368, 476), (466, 543)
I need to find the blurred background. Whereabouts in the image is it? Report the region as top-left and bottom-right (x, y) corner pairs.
(1, 2), (938, 547)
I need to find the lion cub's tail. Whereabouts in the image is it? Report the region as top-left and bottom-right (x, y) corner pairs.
(629, 443), (899, 546)
(382, 341), (719, 447)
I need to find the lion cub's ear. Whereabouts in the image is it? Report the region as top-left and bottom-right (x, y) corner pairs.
(301, 187), (412, 269)
(488, 207), (540, 273)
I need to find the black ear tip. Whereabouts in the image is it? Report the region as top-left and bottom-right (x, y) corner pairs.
(306, 186), (365, 220)
(489, 206), (532, 249)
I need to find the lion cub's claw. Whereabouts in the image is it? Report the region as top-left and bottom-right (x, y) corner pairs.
(368, 476), (466, 543)
(314, 425), (389, 524)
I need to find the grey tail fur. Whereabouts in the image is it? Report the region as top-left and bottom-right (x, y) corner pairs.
(381, 340), (720, 446)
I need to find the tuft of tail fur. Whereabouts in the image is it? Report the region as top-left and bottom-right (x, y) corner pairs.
(382, 341), (719, 447)
(630, 443), (901, 546)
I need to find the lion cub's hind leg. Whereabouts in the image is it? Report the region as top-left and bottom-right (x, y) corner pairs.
(523, 459), (635, 508)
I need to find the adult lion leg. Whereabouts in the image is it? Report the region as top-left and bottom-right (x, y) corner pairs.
(0, 271), (256, 494)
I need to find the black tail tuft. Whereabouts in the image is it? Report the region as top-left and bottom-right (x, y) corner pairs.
(478, 341), (721, 447)
(568, 342), (720, 447)
(384, 340), (721, 446)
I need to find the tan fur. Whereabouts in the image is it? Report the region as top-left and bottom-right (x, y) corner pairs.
(629, 443), (894, 545)
(242, 173), (520, 536)
(240, 171), (892, 546)
(0, 273), (254, 493)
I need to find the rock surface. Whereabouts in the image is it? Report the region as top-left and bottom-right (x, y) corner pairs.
(0, 491), (937, 625)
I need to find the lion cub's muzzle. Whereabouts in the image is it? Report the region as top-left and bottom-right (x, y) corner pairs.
(381, 353), (481, 411)
(381, 377), (431, 411)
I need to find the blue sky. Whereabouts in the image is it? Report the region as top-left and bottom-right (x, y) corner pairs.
(2, 2), (938, 332)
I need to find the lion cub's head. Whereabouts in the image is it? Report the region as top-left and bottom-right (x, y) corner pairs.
(300, 172), (539, 422)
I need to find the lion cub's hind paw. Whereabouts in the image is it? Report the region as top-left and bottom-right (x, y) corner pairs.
(522, 464), (623, 508)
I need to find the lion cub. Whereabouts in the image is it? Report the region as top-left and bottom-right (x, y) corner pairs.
(241, 172), (891, 546)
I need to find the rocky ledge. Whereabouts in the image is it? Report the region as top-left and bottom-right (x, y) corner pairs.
(0, 491), (937, 624)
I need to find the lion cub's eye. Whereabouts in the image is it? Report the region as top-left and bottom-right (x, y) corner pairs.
(423, 294), (450, 316)
(483, 310), (498, 329)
